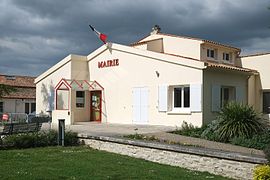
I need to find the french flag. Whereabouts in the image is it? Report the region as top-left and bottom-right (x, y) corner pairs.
(89, 25), (107, 44)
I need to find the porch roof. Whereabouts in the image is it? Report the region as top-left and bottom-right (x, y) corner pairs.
(55, 79), (104, 91)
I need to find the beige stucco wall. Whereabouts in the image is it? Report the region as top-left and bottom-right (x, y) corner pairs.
(147, 39), (164, 53)
(241, 54), (270, 115)
(52, 110), (73, 128)
(70, 90), (90, 123)
(1, 99), (35, 114)
(246, 75), (261, 112)
(88, 44), (204, 127)
(35, 54), (88, 126)
(138, 34), (202, 59)
(133, 43), (147, 50)
(36, 60), (71, 115)
(71, 58), (89, 80)
(242, 54), (270, 89)
(163, 37), (201, 59)
(201, 43), (239, 65)
(203, 68), (248, 124)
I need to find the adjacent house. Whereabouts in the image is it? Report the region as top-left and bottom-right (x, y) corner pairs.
(0, 74), (36, 117)
(35, 26), (259, 127)
(241, 53), (270, 121)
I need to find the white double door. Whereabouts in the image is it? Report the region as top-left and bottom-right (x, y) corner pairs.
(132, 87), (148, 124)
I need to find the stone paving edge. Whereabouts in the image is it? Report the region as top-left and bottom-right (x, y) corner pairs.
(77, 133), (268, 164)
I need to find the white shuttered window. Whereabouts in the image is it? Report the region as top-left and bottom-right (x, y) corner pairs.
(158, 85), (168, 112)
(190, 84), (202, 112)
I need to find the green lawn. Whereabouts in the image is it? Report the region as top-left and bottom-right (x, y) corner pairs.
(0, 146), (230, 180)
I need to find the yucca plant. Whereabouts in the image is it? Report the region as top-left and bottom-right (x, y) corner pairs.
(216, 102), (266, 142)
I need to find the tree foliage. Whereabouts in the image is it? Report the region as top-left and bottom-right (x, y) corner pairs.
(0, 84), (16, 98)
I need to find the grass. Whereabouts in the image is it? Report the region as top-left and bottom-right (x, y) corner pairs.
(124, 133), (202, 148)
(124, 133), (158, 141)
(0, 146), (230, 180)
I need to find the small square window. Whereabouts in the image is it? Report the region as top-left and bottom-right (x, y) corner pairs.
(223, 53), (230, 61)
(76, 91), (85, 108)
(220, 86), (235, 108)
(173, 86), (190, 109)
(207, 49), (215, 59)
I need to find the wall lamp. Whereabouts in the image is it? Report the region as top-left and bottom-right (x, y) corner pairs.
(155, 71), (160, 78)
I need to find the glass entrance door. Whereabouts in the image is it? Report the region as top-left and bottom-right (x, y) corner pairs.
(90, 91), (102, 122)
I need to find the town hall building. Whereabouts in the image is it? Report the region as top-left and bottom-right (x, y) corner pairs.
(35, 26), (269, 127)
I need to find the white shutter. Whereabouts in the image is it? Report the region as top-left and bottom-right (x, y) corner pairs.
(212, 84), (221, 112)
(132, 88), (141, 123)
(132, 87), (148, 124)
(236, 86), (245, 103)
(140, 87), (148, 124)
(158, 85), (168, 112)
(190, 84), (202, 112)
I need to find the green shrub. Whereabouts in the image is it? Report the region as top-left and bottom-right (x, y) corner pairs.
(200, 120), (220, 141)
(215, 102), (265, 142)
(3, 133), (37, 148)
(253, 165), (270, 180)
(172, 121), (206, 138)
(124, 133), (157, 141)
(230, 131), (270, 150)
(0, 130), (79, 149)
(64, 131), (80, 146)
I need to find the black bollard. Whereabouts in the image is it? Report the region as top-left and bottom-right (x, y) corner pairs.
(58, 119), (65, 146)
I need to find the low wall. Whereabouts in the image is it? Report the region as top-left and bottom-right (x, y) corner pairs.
(79, 135), (267, 180)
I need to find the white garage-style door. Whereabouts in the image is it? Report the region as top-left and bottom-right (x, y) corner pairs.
(132, 87), (149, 124)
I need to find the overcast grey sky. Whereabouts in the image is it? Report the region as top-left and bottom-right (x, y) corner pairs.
(0, 0), (270, 77)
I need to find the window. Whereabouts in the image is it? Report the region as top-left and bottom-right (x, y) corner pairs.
(207, 49), (216, 59)
(173, 86), (190, 109)
(220, 86), (235, 108)
(25, 103), (30, 114)
(76, 91), (85, 108)
(56, 89), (69, 110)
(0, 102), (3, 113)
(263, 92), (270, 114)
(160, 84), (201, 113)
(223, 53), (230, 61)
(31, 103), (36, 113)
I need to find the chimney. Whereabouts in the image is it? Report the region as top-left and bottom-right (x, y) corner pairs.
(150, 25), (161, 35)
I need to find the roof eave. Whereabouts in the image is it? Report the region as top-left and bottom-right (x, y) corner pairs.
(202, 40), (241, 51)
(204, 62), (258, 75)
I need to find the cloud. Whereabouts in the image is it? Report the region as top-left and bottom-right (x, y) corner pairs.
(0, 0), (270, 76)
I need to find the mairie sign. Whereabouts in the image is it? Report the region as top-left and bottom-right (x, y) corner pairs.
(98, 59), (119, 68)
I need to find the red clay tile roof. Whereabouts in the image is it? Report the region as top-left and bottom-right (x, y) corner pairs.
(165, 53), (257, 73)
(0, 74), (35, 88)
(2, 87), (35, 99)
(204, 62), (258, 73)
(158, 33), (241, 51)
(0, 74), (36, 99)
(134, 32), (241, 51)
(202, 39), (240, 51)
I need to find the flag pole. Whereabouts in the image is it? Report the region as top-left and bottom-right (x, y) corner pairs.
(89, 25), (107, 44)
